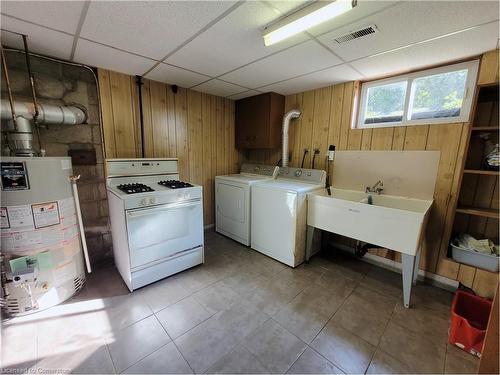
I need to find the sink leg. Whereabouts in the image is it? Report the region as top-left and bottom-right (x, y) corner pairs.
(305, 225), (315, 263)
(413, 248), (421, 286)
(401, 253), (416, 308)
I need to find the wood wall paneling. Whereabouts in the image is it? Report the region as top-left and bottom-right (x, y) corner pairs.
(243, 50), (500, 295)
(99, 69), (240, 226)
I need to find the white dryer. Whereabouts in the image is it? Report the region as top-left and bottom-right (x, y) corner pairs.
(251, 167), (326, 267)
(215, 163), (278, 245)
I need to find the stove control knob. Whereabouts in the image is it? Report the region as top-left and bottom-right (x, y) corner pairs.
(141, 198), (148, 206)
(149, 197), (157, 204)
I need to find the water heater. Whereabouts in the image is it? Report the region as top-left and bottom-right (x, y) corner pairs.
(1, 157), (86, 316)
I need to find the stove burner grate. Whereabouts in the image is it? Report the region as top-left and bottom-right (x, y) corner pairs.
(158, 180), (193, 189)
(117, 183), (155, 194)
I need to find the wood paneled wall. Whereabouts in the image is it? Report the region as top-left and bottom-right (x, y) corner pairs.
(246, 50), (499, 295)
(98, 69), (241, 225)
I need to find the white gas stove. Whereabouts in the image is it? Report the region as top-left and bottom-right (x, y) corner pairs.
(106, 158), (204, 291)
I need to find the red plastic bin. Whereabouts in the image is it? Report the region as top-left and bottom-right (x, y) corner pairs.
(449, 290), (492, 357)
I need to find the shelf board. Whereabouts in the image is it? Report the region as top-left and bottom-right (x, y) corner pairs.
(456, 206), (499, 219)
(471, 126), (499, 131)
(463, 169), (500, 176)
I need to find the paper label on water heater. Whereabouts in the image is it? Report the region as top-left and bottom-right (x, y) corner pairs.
(0, 207), (9, 229)
(7, 205), (34, 229)
(32, 202), (60, 229)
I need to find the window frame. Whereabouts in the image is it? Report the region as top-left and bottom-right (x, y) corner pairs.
(356, 60), (480, 129)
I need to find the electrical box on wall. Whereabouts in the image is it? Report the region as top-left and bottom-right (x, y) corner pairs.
(68, 148), (97, 165)
(235, 92), (285, 149)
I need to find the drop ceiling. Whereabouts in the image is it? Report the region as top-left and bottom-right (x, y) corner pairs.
(1, 1), (498, 99)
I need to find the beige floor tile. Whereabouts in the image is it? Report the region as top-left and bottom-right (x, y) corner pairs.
(366, 349), (410, 374)
(287, 347), (343, 374)
(330, 288), (396, 346)
(192, 281), (241, 314)
(273, 286), (345, 343)
(37, 336), (115, 374)
(314, 271), (358, 299)
(243, 319), (307, 373)
(1, 322), (37, 370)
(244, 283), (301, 317)
(379, 321), (446, 373)
(123, 342), (193, 374)
(155, 296), (213, 339)
(172, 266), (220, 293)
(221, 269), (269, 295)
(138, 276), (191, 313)
(361, 267), (403, 298)
(444, 344), (479, 374)
(102, 293), (154, 333)
(311, 320), (376, 374)
(174, 301), (269, 373)
(391, 302), (450, 345)
(206, 345), (269, 374)
(106, 315), (171, 373)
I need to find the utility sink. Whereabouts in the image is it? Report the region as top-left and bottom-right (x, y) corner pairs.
(307, 188), (432, 256)
(306, 187), (433, 308)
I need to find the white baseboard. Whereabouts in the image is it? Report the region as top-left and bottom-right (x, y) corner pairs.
(204, 224), (215, 230)
(329, 242), (459, 292)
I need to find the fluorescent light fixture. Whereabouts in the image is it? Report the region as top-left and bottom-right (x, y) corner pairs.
(263, 0), (357, 46)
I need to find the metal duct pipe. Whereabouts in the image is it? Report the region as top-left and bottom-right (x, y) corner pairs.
(1, 99), (87, 125)
(282, 109), (301, 167)
(5, 117), (34, 156)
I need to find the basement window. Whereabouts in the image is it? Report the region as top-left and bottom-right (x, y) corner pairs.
(356, 60), (479, 129)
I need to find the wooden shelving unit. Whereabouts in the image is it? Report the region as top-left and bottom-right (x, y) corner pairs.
(449, 82), (499, 269)
(463, 169), (499, 176)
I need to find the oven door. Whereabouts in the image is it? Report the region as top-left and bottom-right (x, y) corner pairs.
(125, 199), (203, 269)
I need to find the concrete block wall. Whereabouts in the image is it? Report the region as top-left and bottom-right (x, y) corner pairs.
(1, 51), (112, 264)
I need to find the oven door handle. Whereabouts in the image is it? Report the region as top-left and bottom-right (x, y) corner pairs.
(126, 199), (201, 218)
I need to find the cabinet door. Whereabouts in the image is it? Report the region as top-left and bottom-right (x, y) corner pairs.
(235, 93), (284, 149)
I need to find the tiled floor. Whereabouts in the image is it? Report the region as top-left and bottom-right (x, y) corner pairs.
(2, 231), (479, 374)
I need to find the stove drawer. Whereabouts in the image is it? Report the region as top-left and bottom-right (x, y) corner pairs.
(126, 199), (204, 268)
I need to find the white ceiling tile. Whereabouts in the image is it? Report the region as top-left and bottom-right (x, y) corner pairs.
(220, 40), (342, 89)
(73, 39), (156, 76)
(317, 1), (499, 62)
(193, 79), (246, 97)
(1, 1), (85, 34)
(264, 1), (309, 15)
(307, 1), (401, 37)
(227, 90), (261, 100)
(1, 16), (73, 60)
(80, 1), (237, 60)
(144, 63), (209, 88)
(259, 64), (361, 95)
(165, 1), (309, 76)
(351, 21), (499, 79)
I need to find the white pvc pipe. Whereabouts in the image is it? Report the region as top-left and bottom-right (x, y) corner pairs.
(282, 109), (301, 167)
(70, 176), (92, 273)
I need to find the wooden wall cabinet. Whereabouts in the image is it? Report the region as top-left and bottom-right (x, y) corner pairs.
(235, 92), (284, 149)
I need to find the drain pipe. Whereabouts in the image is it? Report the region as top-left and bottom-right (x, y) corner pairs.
(282, 109), (301, 167)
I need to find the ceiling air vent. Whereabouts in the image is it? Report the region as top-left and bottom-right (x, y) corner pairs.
(334, 24), (378, 44)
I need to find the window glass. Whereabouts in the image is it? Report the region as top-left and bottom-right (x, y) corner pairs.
(409, 69), (468, 120)
(364, 81), (407, 124)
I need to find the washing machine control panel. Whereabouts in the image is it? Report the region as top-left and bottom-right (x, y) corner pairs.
(278, 167), (326, 185)
(240, 163), (279, 177)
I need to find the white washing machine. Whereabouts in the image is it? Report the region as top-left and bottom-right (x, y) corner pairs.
(215, 164), (278, 246)
(251, 167), (326, 267)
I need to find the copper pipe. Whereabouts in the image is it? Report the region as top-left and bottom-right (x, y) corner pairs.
(1, 46), (18, 131)
(21, 35), (43, 153)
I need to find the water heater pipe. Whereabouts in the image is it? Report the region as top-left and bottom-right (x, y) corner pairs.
(70, 175), (92, 273)
(282, 109), (301, 167)
(0, 99), (87, 125)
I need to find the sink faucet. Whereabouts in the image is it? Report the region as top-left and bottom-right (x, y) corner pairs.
(366, 180), (384, 195)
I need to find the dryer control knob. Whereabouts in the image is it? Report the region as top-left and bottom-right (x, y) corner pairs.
(149, 197), (157, 204)
(141, 198), (148, 205)
(294, 169), (302, 177)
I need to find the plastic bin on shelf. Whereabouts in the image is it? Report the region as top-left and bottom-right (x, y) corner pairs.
(449, 290), (493, 358)
(450, 241), (499, 272)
